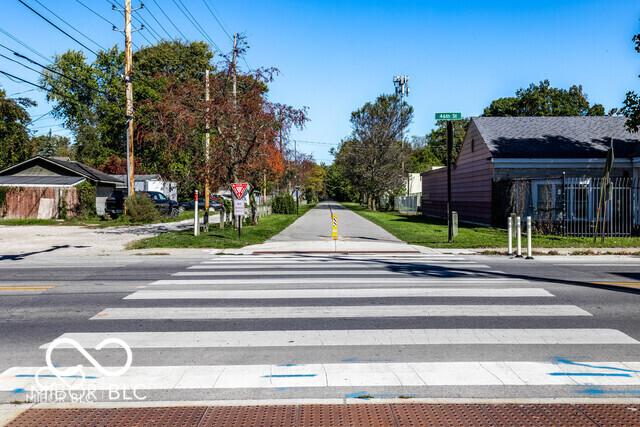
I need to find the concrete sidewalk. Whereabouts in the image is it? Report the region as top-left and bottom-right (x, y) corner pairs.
(240, 201), (424, 254)
(270, 201), (400, 242)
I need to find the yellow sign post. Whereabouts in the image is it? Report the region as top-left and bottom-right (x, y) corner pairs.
(331, 214), (338, 240)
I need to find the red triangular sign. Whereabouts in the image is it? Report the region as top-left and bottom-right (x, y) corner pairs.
(231, 183), (248, 199)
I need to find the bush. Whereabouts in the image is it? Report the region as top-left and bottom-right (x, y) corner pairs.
(76, 181), (96, 217)
(272, 194), (296, 214)
(125, 193), (161, 223)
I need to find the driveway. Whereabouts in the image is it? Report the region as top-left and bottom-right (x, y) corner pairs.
(0, 219), (193, 261)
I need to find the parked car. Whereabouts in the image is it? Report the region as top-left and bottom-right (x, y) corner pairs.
(179, 194), (226, 211)
(105, 190), (179, 218)
(145, 191), (180, 216)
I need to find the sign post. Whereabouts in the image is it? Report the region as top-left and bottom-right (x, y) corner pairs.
(231, 183), (249, 239)
(331, 214), (338, 240)
(193, 190), (199, 237)
(435, 113), (463, 243)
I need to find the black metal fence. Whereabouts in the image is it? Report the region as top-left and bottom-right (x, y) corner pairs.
(505, 176), (637, 237)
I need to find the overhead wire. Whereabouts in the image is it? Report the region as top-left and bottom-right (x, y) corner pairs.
(142, 2), (174, 40)
(171, 0), (220, 51)
(74, 0), (116, 28)
(17, 0), (100, 56)
(201, 0), (232, 42)
(0, 26), (50, 63)
(0, 69), (85, 105)
(0, 42), (111, 98)
(104, 0), (147, 48)
(29, 0), (106, 51)
(132, 10), (161, 42)
(149, 0), (188, 41)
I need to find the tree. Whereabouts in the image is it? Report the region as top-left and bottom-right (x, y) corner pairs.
(32, 131), (71, 158)
(0, 89), (36, 170)
(483, 80), (604, 117)
(334, 94), (413, 210)
(41, 41), (213, 168)
(621, 33), (640, 131)
(324, 163), (355, 202)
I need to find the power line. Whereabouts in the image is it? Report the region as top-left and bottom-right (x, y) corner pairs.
(75, 0), (116, 28)
(105, 0), (145, 48)
(17, 0), (100, 56)
(142, 3), (173, 40)
(201, 0), (232, 42)
(0, 26), (50, 63)
(0, 69), (83, 105)
(291, 139), (340, 146)
(149, 0), (188, 40)
(30, 0), (106, 51)
(171, 0), (220, 51)
(8, 88), (36, 96)
(0, 42), (110, 98)
(31, 110), (53, 123)
(132, 10), (161, 42)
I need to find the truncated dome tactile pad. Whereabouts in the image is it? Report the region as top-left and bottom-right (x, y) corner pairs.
(6, 403), (640, 426)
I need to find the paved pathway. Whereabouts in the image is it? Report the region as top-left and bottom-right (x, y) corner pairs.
(270, 201), (400, 242)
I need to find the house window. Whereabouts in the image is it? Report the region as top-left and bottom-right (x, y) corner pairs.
(532, 180), (561, 220)
(471, 139), (475, 152)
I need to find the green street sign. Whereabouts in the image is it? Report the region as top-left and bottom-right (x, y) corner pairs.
(435, 112), (462, 120)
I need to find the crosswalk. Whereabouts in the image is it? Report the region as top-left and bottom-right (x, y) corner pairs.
(3, 253), (640, 400)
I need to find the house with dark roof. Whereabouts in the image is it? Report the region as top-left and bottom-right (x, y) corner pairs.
(421, 116), (640, 233)
(0, 156), (122, 218)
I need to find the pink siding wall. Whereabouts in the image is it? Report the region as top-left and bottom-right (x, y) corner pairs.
(421, 122), (494, 225)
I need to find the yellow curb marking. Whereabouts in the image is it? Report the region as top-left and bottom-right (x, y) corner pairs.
(0, 286), (53, 291)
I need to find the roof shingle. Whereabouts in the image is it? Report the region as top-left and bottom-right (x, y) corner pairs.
(473, 116), (640, 158)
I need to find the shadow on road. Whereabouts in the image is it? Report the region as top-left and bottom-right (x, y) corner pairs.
(0, 244), (89, 261)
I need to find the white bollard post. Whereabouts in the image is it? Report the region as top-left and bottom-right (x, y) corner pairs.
(515, 216), (522, 258)
(507, 217), (513, 256)
(194, 190), (199, 237)
(526, 216), (533, 259)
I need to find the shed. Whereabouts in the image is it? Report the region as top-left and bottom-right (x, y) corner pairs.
(0, 156), (122, 218)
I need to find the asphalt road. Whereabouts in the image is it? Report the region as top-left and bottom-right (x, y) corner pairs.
(1, 249), (640, 403)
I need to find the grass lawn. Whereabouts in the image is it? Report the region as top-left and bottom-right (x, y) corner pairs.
(0, 209), (194, 228)
(128, 204), (315, 249)
(343, 202), (640, 249)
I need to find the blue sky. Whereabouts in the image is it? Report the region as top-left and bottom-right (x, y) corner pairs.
(1, 0), (639, 164)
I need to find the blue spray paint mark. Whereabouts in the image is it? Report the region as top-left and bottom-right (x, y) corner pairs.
(548, 372), (631, 377)
(12, 388), (25, 394)
(262, 374), (317, 378)
(15, 374), (98, 379)
(580, 388), (640, 396)
(345, 391), (372, 399)
(553, 358), (640, 374)
(277, 363), (300, 367)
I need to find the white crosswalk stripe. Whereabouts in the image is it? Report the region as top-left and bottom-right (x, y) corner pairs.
(41, 329), (637, 349)
(91, 305), (591, 320)
(3, 253), (640, 399)
(124, 288), (554, 299)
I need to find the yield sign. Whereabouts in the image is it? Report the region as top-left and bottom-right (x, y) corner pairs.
(231, 183), (249, 199)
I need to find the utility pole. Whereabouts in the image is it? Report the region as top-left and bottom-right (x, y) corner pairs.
(393, 75), (410, 195)
(124, 0), (135, 198)
(231, 33), (238, 180)
(203, 68), (210, 228)
(294, 139), (299, 215)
